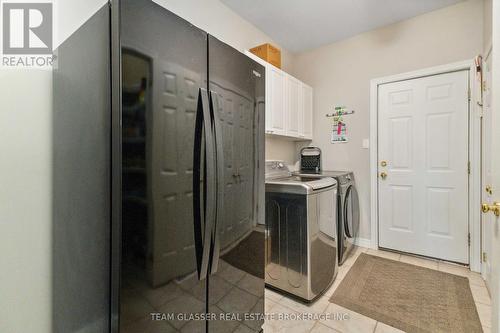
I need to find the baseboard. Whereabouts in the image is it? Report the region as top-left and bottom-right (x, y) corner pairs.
(353, 237), (374, 249)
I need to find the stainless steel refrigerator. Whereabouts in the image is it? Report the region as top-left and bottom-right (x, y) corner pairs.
(118, 0), (266, 332)
(52, 0), (264, 331)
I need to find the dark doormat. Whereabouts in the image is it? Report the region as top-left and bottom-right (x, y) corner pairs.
(330, 253), (483, 333)
(221, 231), (264, 279)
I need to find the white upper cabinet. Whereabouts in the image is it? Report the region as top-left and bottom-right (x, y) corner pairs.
(285, 74), (300, 137)
(267, 66), (286, 135)
(245, 51), (313, 141)
(300, 83), (313, 140)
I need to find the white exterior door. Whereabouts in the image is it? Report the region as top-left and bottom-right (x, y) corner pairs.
(489, 5), (500, 330)
(378, 70), (470, 263)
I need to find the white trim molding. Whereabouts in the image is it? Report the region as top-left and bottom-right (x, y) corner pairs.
(354, 237), (374, 249)
(369, 60), (482, 272)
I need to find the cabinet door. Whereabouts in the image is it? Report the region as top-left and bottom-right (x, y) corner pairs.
(301, 84), (313, 139)
(266, 66), (286, 135)
(286, 75), (300, 137)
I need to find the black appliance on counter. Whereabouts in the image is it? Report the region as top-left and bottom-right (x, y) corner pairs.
(300, 146), (322, 173)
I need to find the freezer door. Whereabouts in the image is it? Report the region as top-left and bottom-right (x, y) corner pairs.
(120, 0), (209, 331)
(208, 35), (265, 332)
(52, 5), (111, 333)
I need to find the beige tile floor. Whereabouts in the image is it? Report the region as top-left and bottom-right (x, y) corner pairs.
(263, 246), (492, 333)
(121, 259), (264, 333)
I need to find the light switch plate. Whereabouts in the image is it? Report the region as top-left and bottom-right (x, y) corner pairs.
(362, 139), (370, 149)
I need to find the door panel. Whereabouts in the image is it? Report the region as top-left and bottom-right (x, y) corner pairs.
(390, 185), (413, 232)
(378, 71), (469, 263)
(208, 35), (265, 333)
(390, 117), (412, 169)
(120, 0), (208, 331)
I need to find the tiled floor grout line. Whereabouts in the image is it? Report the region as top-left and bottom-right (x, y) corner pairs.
(307, 320), (319, 332)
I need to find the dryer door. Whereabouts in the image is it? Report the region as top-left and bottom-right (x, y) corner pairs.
(343, 185), (360, 239)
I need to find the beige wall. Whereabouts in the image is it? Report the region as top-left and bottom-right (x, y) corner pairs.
(264, 132), (305, 166)
(0, 71), (53, 333)
(292, 0), (484, 240)
(153, 0), (294, 71)
(265, 137), (301, 165)
(484, 0), (492, 51)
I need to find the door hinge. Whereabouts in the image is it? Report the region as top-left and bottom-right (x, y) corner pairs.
(468, 233), (471, 246)
(467, 161), (471, 174)
(482, 252), (487, 262)
(468, 88), (471, 101)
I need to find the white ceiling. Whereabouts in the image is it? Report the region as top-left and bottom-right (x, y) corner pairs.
(221, 0), (465, 52)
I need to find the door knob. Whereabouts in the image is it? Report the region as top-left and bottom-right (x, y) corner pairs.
(481, 202), (500, 216)
(380, 172), (387, 180)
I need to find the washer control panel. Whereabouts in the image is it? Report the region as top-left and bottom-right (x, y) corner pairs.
(265, 160), (291, 180)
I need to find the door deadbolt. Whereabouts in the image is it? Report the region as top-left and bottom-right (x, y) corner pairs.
(380, 161), (387, 167)
(486, 185), (493, 195)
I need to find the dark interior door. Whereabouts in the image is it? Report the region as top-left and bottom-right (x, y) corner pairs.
(207, 35), (265, 333)
(120, 0), (209, 331)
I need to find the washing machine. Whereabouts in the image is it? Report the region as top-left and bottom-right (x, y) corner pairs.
(265, 161), (339, 301)
(293, 170), (360, 265)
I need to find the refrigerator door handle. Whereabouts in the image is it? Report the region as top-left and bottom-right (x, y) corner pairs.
(209, 91), (224, 274)
(193, 88), (216, 281)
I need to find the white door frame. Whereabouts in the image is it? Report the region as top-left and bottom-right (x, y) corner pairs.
(481, 47), (493, 285)
(369, 60), (482, 272)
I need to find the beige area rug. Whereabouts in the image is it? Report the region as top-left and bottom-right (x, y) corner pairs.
(330, 253), (483, 333)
